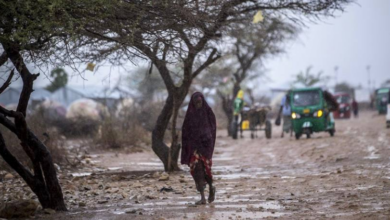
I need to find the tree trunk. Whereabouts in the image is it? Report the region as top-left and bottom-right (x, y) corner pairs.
(0, 115), (67, 210)
(169, 88), (189, 171)
(168, 94), (180, 171)
(151, 94), (173, 171)
(220, 81), (242, 136)
(152, 88), (189, 172)
(220, 95), (233, 136)
(0, 46), (67, 211)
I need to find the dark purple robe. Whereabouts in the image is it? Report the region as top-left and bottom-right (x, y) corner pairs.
(181, 92), (216, 165)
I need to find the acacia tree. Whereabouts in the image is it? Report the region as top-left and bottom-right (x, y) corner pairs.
(292, 66), (329, 87)
(45, 68), (68, 92)
(214, 18), (299, 134)
(80, 0), (351, 171)
(0, 0), (118, 210)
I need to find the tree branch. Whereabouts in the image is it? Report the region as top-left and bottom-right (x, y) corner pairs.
(0, 69), (14, 94)
(4, 47), (39, 116)
(192, 48), (221, 79)
(0, 130), (35, 185)
(0, 52), (8, 67)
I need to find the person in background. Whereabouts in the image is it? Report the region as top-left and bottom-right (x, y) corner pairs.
(233, 90), (245, 137)
(181, 92), (217, 205)
(352, 98), (359, 118)
(233, 90), (245, 120)
(276, 91), (292, 138)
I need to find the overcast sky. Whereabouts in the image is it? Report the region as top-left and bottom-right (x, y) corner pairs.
(264, 0), (390, 90)
(32, 1), (389, 92)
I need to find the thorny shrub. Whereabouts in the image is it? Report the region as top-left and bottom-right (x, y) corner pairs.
(33, 105), (101, 138)
(96, 116), (151, 149)
(56, 117), (101, 137)
(95, 102), (155, 149)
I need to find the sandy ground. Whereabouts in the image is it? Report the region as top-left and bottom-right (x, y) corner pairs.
(2, 111), (390, 219)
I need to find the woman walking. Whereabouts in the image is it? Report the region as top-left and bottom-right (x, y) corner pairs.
(181, 92), (217, 205)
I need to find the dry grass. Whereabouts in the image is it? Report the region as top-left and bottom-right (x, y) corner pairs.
(95, 103), (155, 150)
(96, 117), (151, 149)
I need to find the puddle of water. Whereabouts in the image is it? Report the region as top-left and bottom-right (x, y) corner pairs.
(216, 174), (254, 180)
(281, 176), (296, 179)
(213, 157), (234, 161)
(113, 211), (126, 215)
(71, 172), (92, 177)
(212, 204), (248, 209)
(316, 143), (330, 149)
(213, 165), (241, 171)
(213, 201), (284, 211)
(355, 185), (376, 190)
(125, 162), (163, 166)
(378, 133), (388, 144)
(260, 201), (284, 210)
(140, 201), (191, 206)
(364, 146), (380, 160)
(367, 146), (376, 152)
(263, 152), (275, 159)
(181, 201), (286, 219)
(210, 210), (285, 219)
(364, 155), (380, 160)
(107, 167), (123, 171)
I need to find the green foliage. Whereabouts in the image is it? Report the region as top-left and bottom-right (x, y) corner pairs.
(0, 0), (118, 64)
(45, 67), (68, 92)
(292, 66), (329, 88)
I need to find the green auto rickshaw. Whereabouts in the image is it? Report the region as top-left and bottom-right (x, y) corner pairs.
(290, 87), (339, 140)
(375, 87), (390, 114)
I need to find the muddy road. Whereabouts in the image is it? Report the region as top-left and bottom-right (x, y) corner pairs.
(2, 111), (390, 219)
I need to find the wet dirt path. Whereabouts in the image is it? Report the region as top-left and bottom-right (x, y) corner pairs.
(4, 111), (390, 219)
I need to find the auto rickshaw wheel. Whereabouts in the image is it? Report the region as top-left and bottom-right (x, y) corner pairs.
(329, 129), (335, 137)
(306, 133), (311, 139)
(251, 133), (255, 139)
(295, 133), (301, 140)
(265, 120), (272, 139)
(231, 121), (238, 139)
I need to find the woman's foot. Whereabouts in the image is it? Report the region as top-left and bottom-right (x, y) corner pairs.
(195, 199), (206, 205)
(208, 186), (216, 203)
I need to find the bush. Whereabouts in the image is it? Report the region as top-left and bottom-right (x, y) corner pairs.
(116, 101), (163, 132)
(56, 116), (101, 137)
(95, 116), (151, 149)
(95, 102), (156, 149)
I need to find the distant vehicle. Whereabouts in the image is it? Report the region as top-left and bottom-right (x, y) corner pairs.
(231, 105), (272, 140)
(387, 104), (390, 128)
(290, 87), (338, 140)
(333, 93), (351, 119)
(375, 88), (390, 114)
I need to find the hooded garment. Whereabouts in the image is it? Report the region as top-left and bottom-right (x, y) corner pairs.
(323, 90), (339, 111)
(181, 92), (216, 165)
(237, 90), (244, 99)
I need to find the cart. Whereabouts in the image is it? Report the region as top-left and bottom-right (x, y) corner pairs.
(231, 106), (272, 139)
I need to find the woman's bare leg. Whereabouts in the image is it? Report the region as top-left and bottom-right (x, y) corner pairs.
(193, 162), (206, 205)
(206, 175), (215, 203)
